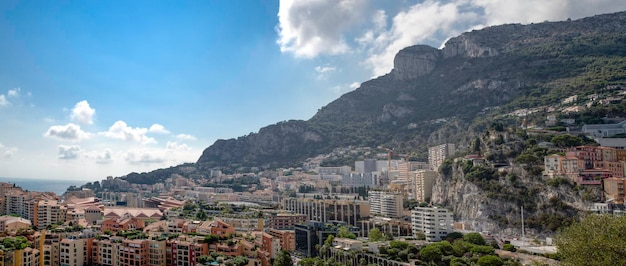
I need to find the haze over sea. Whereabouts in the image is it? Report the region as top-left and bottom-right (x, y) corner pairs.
(0, 177), (84, 196)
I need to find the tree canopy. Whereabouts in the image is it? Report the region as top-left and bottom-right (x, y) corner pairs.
(556, 214), (626, 266)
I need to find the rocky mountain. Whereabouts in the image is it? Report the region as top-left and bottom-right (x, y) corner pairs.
(198, 11), (626, 168)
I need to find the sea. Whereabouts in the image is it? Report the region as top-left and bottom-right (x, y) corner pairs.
(0, 177), (85, 196)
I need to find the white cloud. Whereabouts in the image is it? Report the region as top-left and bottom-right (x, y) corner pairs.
(176, 134), (197, 141)
(7, 88), (20, 97)
(362, 1), (479, 76)
(70, 100), (96, 125)
(276, 0), (626, 77)
(149, 124), (170, 134)
(44, 123), (91, 142)
(0, 95), (9, 107)
(83, 149), (114, 164)
(276, 0), (367, 58)
(166, 141), (190, 151)
(330, 82), (359, 94)
(99, 121), (156, 144)
(124, 151), (165, 165)
(58, 145), (81, 160)
(0, 142), (18, 159)
(314, 65), (337, 79)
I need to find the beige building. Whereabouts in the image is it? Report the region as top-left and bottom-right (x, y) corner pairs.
(428, 143), (456, 171)
(413, 170), (438, 202)
(0, 215), (32, 232)
(60, 238), (87, 266)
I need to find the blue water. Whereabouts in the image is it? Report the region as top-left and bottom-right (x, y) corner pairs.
(0, 177), (85, 196)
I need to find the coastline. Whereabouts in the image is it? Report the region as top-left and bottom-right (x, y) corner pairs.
(0, 177), (86, 196)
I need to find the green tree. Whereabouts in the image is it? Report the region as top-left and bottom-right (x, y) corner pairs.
(368, 228), (383, 242)
(419, 244), (443, 262)
(463, 232), (486, 246)
(551, 134), (583, 148)
(477, 255), (503, 266)
(273, 250), (294, 266)
(232, 256), (249, 266)
(337, 226), (356, 239)
(556, 214), (626, 266)
(502, 243), (517, 252)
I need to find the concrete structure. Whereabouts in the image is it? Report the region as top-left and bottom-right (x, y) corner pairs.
(582, 120), (626, 137)
(411, 207), (453, 242)
(429, 144), (456, 171)
(282, 198), (370, 227)
(341, 173), (380, 188)
(294, 221), (360, 257)
(368, 191), (403, 218)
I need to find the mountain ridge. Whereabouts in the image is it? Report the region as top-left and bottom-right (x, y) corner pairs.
(197, 11), (626, 169)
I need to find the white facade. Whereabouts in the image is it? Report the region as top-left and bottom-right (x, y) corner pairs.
(411, 207), (453, 241)
(368, 191), (403, 218)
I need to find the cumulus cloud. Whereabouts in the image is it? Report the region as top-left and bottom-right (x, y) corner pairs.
(166, 141), (190, 151)
(362, 1), (479, 76)
(83, 149), (114, 164)
(149, 124), (170, 134)
(176, 134), (197, 141)
(70, 100), (96, 125)
(277, 0), (626, 77)
(125, 151), (165, 165)
(330, 82), (360, 94)
(96, 149), (113, 164)
(99, 121), (156, 144)
(58, 145), (81, 160)
(0, 142), (18, 159)
(44, 123), (91, 141)
(349, 82), (361, 89)
(276, 0), (367, 57)
(7, 88), (20, 97)
(0, 95), (8, 107)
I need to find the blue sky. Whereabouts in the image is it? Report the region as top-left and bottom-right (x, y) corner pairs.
(1, 0), (625, 182)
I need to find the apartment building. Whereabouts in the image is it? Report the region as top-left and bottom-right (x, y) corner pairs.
(118, 239), (149, 266)
(411, 207), (453, 242)
(0, 215), (31, 232)
(604, 177), (626, 204)
(544, 146), (626, 184)
(413, 170), (438, 202)
(166, 240), (208, 266)
(0, 247), (40, 266)
(92, 236), (120, 266)
(368, 191), (403, 218)
(261, 232), (281, 259)
(267, 228), (295, 251)
(429, 144), (456, 171)
(59, 238), (87, 266)
(282, 198), (370, 227)
(267, 213), (307, 230)
(37, 200), (61, 229)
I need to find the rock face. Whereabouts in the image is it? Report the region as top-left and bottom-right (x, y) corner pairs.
(392, 45), (441, 80)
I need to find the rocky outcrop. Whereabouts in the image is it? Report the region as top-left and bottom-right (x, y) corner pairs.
(443, 34), (499, 59)
(392, 45), (441, 80)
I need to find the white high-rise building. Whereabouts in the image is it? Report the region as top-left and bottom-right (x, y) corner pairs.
(411, 206), (453, 241)
(368, 191), (403, 218)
